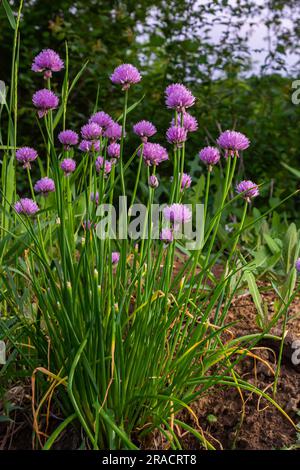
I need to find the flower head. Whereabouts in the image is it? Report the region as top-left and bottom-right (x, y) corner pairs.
(180, 173), (192, 191)
(60, 158), (76, 175)
(171, 112), (198, 133)
(104, 122), (123, 142)
(140, 142), (168, 166)
(199, 146), (220, 169)
(31, 49), (64, 79)
(81, 122), (102, 141)
(217, 130), (250, 157)
(107, 143), (120, 159)
(165, 84), (195, 111)
(95, 156), (112, 176)
(236, 180), (259, 202)
(110, 64), (141, 90)
(166, 125), (187, 147)
(112, 251), (120, 265)
(133, 120), (157, 142)
(296, 258), (300, 273)
(163, 203), (192, 225)
(111, 251), (120, 264)
(79, 140), (100, 153)
(89, 111), (114, 130)
(14, 198), (39, 216)
(16, 147), (38, 169)
(160, 228), (174, 245)
(34, 177), (55, 196)
(58, 130), (79, 149)
(148, 175), (159, 189)
(32, 89), (59, 118)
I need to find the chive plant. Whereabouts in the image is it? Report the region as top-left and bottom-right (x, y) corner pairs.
(1, 13), (300, 449)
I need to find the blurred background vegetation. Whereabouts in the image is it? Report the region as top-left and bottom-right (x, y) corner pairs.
(1, 0), (300, 217)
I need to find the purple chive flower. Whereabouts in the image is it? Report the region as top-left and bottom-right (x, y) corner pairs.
(31, 49), (64, 79)
(34, 177), (55, 196)
(58, 130), (79, 149)
(110, 64), (142, 90)
(133, 120), (157, 142)
(199, 146), (220, 170)
(163, 203), (192, 225)
(165, 84), (195, 111)
(107, 143), (120, 159)
(112, 251), (120, 265)
(16, 147), (38, 169)
(81, 122), (102, 141)
(139, 142), (168, 166)
(79, 140), (100, 153)
(160, 228), (174, 244)
(104, 122), (123, 142)
(32, 89), (59, 118)
(89, 111), (114, 130)
(217, 130), (250, 157)
(95, 157), (112, 176)
(90, 192), (100, 205)
(236, 180), (259, 201)
(171, 112), (198, 133)
(14, 198), (39, 215)
(148, 175), (159, 189)
(60, 158), (76, 175)
(296, 258), (300, 273)
(166, 125), (187, 147)
(180, 173), (192, 191)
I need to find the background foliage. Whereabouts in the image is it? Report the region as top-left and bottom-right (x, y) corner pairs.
(1, 0), (300, 216)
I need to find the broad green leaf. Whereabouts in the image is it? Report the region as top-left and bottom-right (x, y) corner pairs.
(283, 223), (298, 273)
(263, 233), (281, 254)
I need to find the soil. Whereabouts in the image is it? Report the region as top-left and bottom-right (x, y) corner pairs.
(1, 281), (300, 450)
(177, 280), (300, 450)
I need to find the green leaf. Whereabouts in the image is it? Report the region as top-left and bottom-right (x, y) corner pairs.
(263, 233), (281, 254)
(281, 162), (300, 179)
(283, 223), (299, 273)
(2, 0), (16, 30)
(244, 271), (264, 319)
(117, 94), (145, 122)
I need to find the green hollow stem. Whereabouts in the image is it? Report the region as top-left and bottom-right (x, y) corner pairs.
(27, 168), (35, 200)
(203, 169), (211, 226)
(227, 199), (248, 268)
(179, 167), (212, 302)
(185, 157), (233, 313)
(273, 274), (295, 397)
(119, 89), (128, 196)
(130, 145), (143, 207)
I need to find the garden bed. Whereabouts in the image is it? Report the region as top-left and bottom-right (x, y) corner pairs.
(1, 289), (299, 450)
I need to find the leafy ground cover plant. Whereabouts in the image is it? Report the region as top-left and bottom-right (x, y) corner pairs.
(1, 12), (300, 449)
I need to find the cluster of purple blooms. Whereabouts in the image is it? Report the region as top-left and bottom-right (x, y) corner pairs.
(217, 130), (250, 158)
(110, 64), (141, 91)
(140, 143), (168, 167)
(34, 177), (55, 196)
(95, 156), (112, 176)
(160, 203), (193, 244)
(18, 52), (262, 258)
(31, 49), (64, 79)
(14, 198), (39, 216)
(133, 121), (157, 142)
(16, 147), (38, 169)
